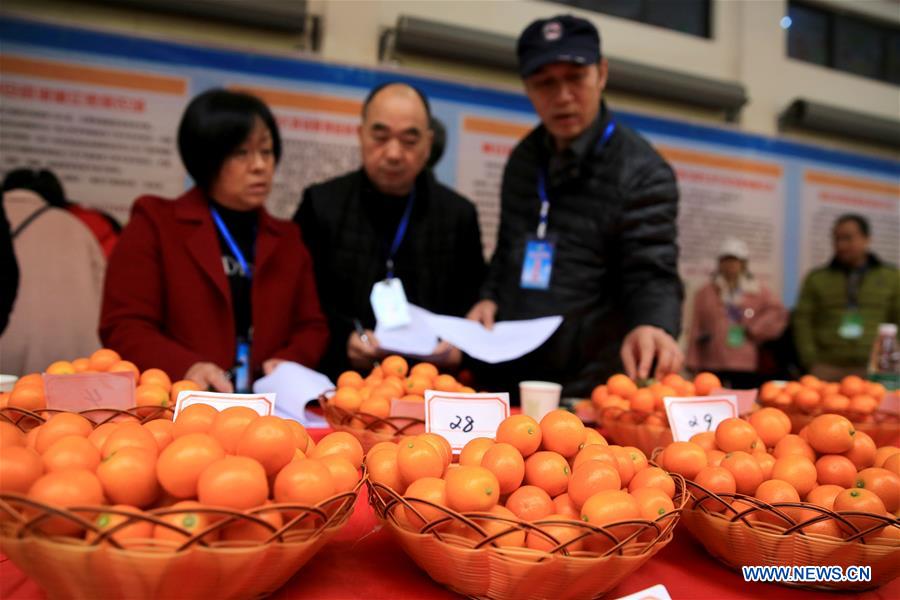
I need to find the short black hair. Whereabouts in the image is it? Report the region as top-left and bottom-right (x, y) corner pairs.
(177, 89), (281, 191)
(834, 213), (870, 237)
(427, 116), (446, 169)
(361, 82), (432, 122)
(2, 168), (67, 207)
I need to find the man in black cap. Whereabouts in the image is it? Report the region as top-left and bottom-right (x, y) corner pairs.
(467, 14), (683, 396)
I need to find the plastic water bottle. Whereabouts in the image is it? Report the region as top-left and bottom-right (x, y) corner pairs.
(868, 323), (900, 391)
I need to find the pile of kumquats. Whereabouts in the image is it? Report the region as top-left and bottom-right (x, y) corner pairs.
(1, 348), (201, 414)
(365, 409), (681, 551)
(590, 371), (724, 423)
(0, 403), (363, 544)
(327, 356), (474, 426)
(657, 406), (899, 539)
(759, 375), (888, 418)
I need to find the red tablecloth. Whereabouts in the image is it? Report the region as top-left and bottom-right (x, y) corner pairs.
(2, 428), (898, 600)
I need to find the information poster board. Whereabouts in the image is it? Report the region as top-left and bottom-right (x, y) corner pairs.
(1, 16), (897, 311)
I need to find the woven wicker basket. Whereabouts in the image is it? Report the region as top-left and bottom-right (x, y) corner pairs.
(319, 393), (424, 452)
(681, 478), (900, 592)
(1, 405), (175, 428)
(0, 407), (361, 599)
(366, 474), (688, 600)
(598, 406), (673, 457)
(782, 407), (900, 447)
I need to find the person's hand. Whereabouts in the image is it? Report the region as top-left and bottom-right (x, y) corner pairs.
(184, 361), (234, 392)
(620, 325), (684, 380)
(431, 341), (463, 370)
(466, 299), (498, 330)
(347, 330), (380, 370)
(262, 358), (285, 376)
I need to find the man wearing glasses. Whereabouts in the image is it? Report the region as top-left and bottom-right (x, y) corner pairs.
(294, 82), (485, 379)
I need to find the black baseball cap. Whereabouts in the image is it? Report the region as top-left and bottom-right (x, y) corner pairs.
(517, 15), (602, 78)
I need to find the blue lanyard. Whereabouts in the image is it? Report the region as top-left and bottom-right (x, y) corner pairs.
(724, 287), (743, 322)
(386, 189), (415, 279)
(536, 121), (616, 240)
(210, 206), (251, 279)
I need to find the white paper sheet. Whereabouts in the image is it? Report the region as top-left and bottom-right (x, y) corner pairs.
(418, 307), (563, 364)
(253, 361), (329, 427)
(375, 304), (439, 356)
(375, 304), (562, 364)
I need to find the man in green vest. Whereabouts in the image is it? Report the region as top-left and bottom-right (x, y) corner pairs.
(793, 214), (900, 380)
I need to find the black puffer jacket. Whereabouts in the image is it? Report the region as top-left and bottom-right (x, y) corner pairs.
(480, 103), (682, 397)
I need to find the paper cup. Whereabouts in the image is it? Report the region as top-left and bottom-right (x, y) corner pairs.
(519, 381), (562, 422)
(0, 374), (18, 393)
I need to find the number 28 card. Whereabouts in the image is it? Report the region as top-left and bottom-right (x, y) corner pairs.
(424, 391), (511, 453)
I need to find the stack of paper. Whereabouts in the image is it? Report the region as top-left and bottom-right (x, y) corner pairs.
(253, 361), (330, 427)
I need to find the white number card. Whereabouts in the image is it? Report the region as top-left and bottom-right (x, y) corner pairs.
(663, 395), (738, 442)
(173, 390), (275, 419)
(612, 584), (672, 600)
(424, 390), (510, 453)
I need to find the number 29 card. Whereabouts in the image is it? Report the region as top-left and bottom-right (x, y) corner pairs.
(663, 395), (739, 442)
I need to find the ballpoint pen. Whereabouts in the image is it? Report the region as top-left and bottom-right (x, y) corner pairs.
(353, 318), (371, 347)
(353, 318), (381, 367)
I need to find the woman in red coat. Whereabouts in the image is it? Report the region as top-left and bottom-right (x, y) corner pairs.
(100, 89), (328, 392)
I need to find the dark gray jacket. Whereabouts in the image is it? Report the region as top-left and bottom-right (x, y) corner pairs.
(480, 103), (682, 397)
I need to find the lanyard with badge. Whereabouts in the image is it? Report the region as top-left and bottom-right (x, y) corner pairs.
(210, 206), (254, 392)
(370, 190), (415, 329)
(838, 268), (865, 339)
(723, 288), (746, 348)
(520, 121), (616, 290)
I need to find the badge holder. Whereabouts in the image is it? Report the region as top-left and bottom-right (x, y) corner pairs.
(211, 206), (255, 394)
(520, 171), (556, 291)
(726, 323), (745, 347)
(371, 269), (412, 330)
(520, 237), (556, 290)
(233, 338), (251, 393)
(838, 311), (864, 340)
(372, 191), (415, 330)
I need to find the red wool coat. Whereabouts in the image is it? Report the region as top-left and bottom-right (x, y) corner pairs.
(99, 187), (329, 380)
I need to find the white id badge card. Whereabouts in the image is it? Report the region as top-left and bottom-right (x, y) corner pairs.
(370, 278), (412, 329)
(520, 238), (555, 290)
